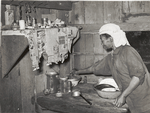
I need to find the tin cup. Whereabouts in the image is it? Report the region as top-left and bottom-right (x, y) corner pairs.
(59, 79), (72, 94)
(19, 20), (25, 30)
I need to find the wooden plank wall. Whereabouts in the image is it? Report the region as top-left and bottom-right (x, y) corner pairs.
(1, 36), (26, 113)
(68, 1), (150, 82)
(1, 4), (70, 113)
(69, 1), (150, 32)
(1, 1), (150, 112)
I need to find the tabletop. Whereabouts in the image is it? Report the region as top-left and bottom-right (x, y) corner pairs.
(37, 83), (129, 113)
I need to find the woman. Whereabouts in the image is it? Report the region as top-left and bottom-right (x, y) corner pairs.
(73, 23), (150, 113)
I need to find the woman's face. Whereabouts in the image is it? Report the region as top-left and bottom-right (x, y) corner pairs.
(100, 36), (113, 51)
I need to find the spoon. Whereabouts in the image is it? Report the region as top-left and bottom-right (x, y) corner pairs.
(72, 90), (92, 105)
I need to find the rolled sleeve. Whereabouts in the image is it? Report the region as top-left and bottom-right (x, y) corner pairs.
(126, 47), (146, 84)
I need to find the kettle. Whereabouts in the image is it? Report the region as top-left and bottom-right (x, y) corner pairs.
(46, 70), (59, 94)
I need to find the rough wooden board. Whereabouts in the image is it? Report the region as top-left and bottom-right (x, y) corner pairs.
(18, 37), (35, 113)
(93, 33), (104, 54)
(85, 34), (94, 53)
(1, 35), (24, 113)
(0, 48), (1, 113)
(94, 55), (104, 63)
(59, 58), (70, 78)
(1, 35), (28, 78)
(1, 77), (10, 112)
(36, 8), (42, 23)
(144, 1), (150, 12)
(69, 1), (85, 24)
(122, 1), (150, 23)
(35, 74), (47, 94)
(85, 55), (94, 69)
(20, 52), (35, 113)
(1, 5), (5, 25)
(70, 23), (150, 32)
(21, 6), (26, 21)
(128, 1), (144, 14)
(126, 16), (150, 23)
(37, 84), (128, 113)
(85, 34), (94, 68)
(1, 1), (73, 11)
(103, 1), (122, 23)
(74, 33), (85, 53)
(84, 1), (104, 24)
(13, 5), (20, 20)
(74, 55), (86, 70)
(122, 1), (130, 14)
(56, 10), (69, 24)
(8, 65), (22, 113)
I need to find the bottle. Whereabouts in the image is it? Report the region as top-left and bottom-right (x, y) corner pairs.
(43, 18), (47, 27)
(32, 18), (36, 28)
(5, 5), (14, 25)
(26, 15), (32, 26)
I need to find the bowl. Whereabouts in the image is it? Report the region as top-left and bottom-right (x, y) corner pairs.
(94, 84), (121, 99)
(68, 78), (80, 86)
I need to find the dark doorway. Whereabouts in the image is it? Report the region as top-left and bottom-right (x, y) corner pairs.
(126, 31), (150, 72)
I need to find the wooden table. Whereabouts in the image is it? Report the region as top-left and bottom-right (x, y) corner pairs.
(37, 83), (129, 113)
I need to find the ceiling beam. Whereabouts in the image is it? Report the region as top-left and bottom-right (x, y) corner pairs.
(1, 1), (73, 10)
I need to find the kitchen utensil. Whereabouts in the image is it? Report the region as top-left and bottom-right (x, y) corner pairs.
(46, 71), (59, 94)
(68, 78), (79, 86)
(68, 73), (82, 86)
(94, 84), (116, 90)
(98, 78), (119, 90)
(59, 78), (71, 94)
(72, 90), (92, 105)
(94, 84), (121, 99)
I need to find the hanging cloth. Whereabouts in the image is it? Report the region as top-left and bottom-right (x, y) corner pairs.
(24, 26), (79, 71)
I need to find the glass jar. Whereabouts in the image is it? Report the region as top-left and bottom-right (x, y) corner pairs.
(59, 78), (72, 94)
(46, 71), (59, 94)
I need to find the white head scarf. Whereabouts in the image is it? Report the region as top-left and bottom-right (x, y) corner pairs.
(99, 23), (130, 48)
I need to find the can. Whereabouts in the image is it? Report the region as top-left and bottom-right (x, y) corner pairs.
(19, 20), (25, 30)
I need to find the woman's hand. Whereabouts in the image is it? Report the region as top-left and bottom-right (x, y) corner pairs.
(114, 94), (126, 107)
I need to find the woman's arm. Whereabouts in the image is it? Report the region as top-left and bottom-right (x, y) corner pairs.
(72, 55), (112, 75)
(114, 76), (140, 107)
(74, 65), (95, 75)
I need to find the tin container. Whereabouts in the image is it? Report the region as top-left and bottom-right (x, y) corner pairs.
(59, 78), (72, 94)
(46, 71), (59, 94)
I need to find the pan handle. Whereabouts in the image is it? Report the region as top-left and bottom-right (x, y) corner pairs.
(80, 94), (92, 105)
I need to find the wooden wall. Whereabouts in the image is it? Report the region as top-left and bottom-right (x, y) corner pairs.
(68, 1), (150, 82)
(1, 4), (70, 113)
(1, 1), (150, 113)
(69, 1), (150, 32)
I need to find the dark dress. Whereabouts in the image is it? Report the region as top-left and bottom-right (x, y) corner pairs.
(93, 45), (150, 113)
